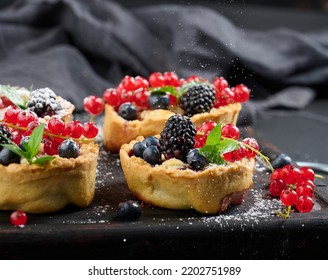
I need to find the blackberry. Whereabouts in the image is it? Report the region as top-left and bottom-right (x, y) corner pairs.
(0, 124), (11, 146)
(179, 84), (215, 117)
(159, 115), (196, 162)
(26, 88), (58, 117)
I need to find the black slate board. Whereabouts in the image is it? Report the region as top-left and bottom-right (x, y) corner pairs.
(0, 117), (327, 260)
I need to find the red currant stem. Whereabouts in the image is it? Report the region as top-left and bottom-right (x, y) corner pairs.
(1, 121), (96, 144)
(222, 136), (274, 172)
(315, 174), (325, 180)
(89, 114), (96, 122)
(276, 206), (292, 219)
(196, 131), (205, 136)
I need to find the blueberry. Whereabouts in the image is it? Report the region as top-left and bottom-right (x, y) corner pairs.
(0, 148), (21, 166)
(142, 136), (159, 147)
(271, 153), (292, 169)
(148, 92), (170, 110)
(115, 200), (142, 222)
(118, 102), (137, 120)
(186, 149), (208, 171)
(58, 139), (79, 158)
(19, 136), (30, 151)
(143, 145), (161, 165)
(133, 141), (146, 158)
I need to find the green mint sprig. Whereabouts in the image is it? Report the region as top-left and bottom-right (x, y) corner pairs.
(0, 84), (27, 109)
(199, 123), (239, 165)
(1, 124), (55, 165)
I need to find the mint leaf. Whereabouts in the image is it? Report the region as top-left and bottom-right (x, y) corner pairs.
(199, 123), (239, 165)
(0, 84), (26, 109)
(28, 123), (44, 158)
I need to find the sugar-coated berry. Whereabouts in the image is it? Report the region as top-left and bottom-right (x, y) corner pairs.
(134, 88), (150, 109)
(149, 72), (165, 87)
(221, 123), (240, 140)
(222, 146), (246, 162)
(103, 88), (121, 108)
(83, 95), (104, 116)
(134, 76), (149, 89)
(118, 102), (137, 121)
(121, 76), (136, 91)
(83, 122), (99, 138)
(212, 76), (229, 91)
(10, 210), (28, 227)
(186, 149), (208, 171)
(115, 200), (142, 222)
(242, 137), (259, 158)
(214, 87), (235, 108)
(16, 110), (38, 128)
(58, 139), (80, 158)
(3, 105), (20, 124)
(163, 72), (180, 86)
(143, 145), (161, 165)
(133, 141), (146, 158)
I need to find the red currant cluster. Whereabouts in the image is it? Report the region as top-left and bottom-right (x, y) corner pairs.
(269, 164), (315, 215)
(194, 121), (259, 161)
(2, 105), (98, 155)
(82, 72), (251, 118)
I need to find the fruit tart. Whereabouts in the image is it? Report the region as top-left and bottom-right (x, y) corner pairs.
(101, 72), (249, 152)
(0, 86), (99, 213)
(120, 115), (259, 214)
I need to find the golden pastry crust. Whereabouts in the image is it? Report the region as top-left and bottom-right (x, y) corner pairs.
(0, 143), (99, 213)
(120, 137), (255, 214)
(104, 102), (241, 152)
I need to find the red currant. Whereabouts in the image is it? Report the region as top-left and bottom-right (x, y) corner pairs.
(270, 168), (282, 181)
(65, 120), (84, 138)
(134, 76), (149, 89)
(269, 178), (287, 197)
(16, 110), (38, 128)
(232, 84), (250, 103)
(242, 137), (259, 158)
(295, 196), (313, 213)
(299, 166), (315, 182)
(163, 72), (180, 86)
(194, 121), (216, 148)
(222, 146), (246, 162)
(26, 120), (40, 135)
(214, 87), (235, 108)
(297, 179), (315, 190)
(103, 88), (121, 109)
(186, 75), (207, 83)
(212, 76), (229, 91)
(221, 123), (240, 140)
(11, 129), (24, 145)
(279, 165), (301, 185)
(121, 76), (136, 91)
(10, 210), (28, 227)
(43, 137), (61, 155)
(83, 122), (99, 138)
(83, 95), (104, 116)
(48, 117), (65, 135)
(134, 88), (150, 109)
(3, 105), (20, 124)
(280, 189), (298, 206)
(149, 72), (165, 87)
(296, 184), (314, 198)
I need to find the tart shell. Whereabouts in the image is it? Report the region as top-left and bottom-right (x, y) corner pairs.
(120, 137), (255, 214)
(104, 102), (241, 152)
(0, 143), (99, 213)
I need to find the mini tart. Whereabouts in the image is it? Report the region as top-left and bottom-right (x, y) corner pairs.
(0, 143), (99, 213)
(0, 86), (75, 123)
(104, 102), (241, 152)
(120, 137), (255, 214)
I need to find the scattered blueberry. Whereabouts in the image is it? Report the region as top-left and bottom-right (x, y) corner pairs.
(133, 141), (146, 158)
(118, 102), (137, 120)
(142, 136), (159, 147)
(186, 148), (208, 171)
(143, 145), (161, 165)
(58, 139), (80, 158)
(271, 153), (293, 169)
(148, 92), (170, 110)
(115, 200), (142, 222)
(0, 147), (21, 166)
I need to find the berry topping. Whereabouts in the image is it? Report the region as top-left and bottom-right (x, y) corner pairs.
(118, 102), (137, 121)
(186, 148), (208, 171)
(159, 115), (196, 162)
(142, 136), (160, 148)
(83, 95), (104, 116)
(0, 147), (21, 166)
(58, 139), (80, 159)
(143, 145), (161, 165)
(26, 87), (58, 117)
(0, 124), (11, 145)
(148, 92), (170, 110)
(133, 141), (146, 158)
(179, 84), (216, 117)
(115, 200), (142, 221)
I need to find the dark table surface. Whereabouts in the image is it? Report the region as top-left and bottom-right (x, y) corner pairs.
(0, 99), (327, 261)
